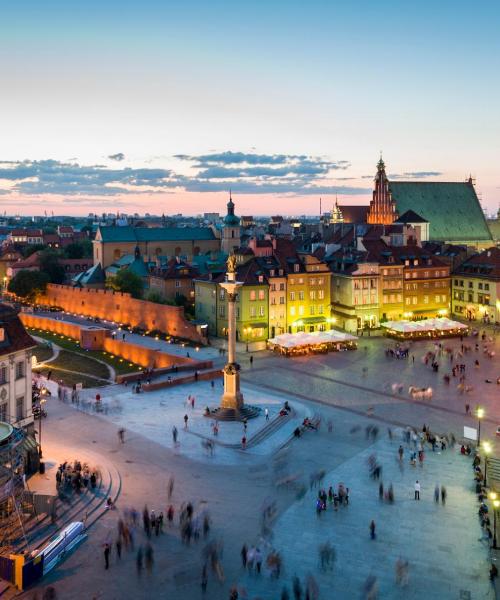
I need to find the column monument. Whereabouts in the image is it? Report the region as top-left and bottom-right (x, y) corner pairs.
(220, 253), (244, 410)
(215, 253), (258, 420)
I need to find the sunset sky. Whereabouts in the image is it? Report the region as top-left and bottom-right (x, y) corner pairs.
(0, 0), (498, 216)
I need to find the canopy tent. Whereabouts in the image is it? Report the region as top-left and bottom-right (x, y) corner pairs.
(268, 329), (358, 355)
(381, 317), (468, 339)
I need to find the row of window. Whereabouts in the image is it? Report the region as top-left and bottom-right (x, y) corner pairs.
(289, 305), (325, 316)
(405, 281), (447, 290)
(0, 363), (25, 385)
(453, 291), (491, 305)
(289, 290), (325, 301)
(404, 270), (448, 279)
(0, 396), (24, 422)
(405, 295), (447, 305)
(454, 279), (490, 291)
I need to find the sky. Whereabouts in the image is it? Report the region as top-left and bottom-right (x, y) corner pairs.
(0, 0), (499, 217)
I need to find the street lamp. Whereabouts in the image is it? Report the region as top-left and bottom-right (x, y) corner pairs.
(476, 406), (485, 446)
(490, 492), (500, 549)
(36, 387), (48, 458)
(483, 441), (492, 488)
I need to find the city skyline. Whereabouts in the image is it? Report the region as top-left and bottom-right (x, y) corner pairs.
(0, 0), (499, 216)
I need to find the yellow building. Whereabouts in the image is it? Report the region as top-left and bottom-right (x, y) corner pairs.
(452, 247), (500, 323)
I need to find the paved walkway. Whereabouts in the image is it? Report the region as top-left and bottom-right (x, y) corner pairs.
(236, 432), (493, 599)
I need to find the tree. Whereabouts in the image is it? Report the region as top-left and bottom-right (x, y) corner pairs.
(22, 244), (47, 258)
(39, 250), (66, 284)
(8, 270), (49, 300)
(109, 269), (144, 298)
(64, 240), (93, 259)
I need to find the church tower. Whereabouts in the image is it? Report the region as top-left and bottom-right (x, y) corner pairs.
(221, 192), (241, 254)
(329, 196), (344, 224)
(366, 156), (398, 225)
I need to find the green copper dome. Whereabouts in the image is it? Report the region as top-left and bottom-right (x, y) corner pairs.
(224, 196), (240, 226)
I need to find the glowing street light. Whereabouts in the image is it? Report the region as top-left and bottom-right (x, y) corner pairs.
(476, 406), (485, 446)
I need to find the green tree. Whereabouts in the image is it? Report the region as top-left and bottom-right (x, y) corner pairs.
(22, 244), (47, 258)
(39, 250), (66, 284)
(145, 290), (170, 305)
(109, 269), (144, 298)
(64, 240), (93, 259)
(8, 270), (49, 300)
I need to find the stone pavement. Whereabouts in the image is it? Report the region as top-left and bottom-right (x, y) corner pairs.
(66, 379), (310, 464)
(236, 432), (493, 599)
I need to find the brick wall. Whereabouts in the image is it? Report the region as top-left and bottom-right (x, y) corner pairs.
(38, 284), (204, 343)
(20, 313), (211, 372)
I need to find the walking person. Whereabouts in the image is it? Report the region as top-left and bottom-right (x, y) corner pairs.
(103, 543), (111, 569)
(414, 480), (421, 500)
(116, 537), (122, 560)
(241, 543), (248, 568)
(201, 563), (208, 594)
(184, 414), (189, 429)
(172, 426), (178, 444)
(265, 408), (269, 421)
(118, 428), (125, 444)
(441, 485), (447, 505)
(370, 520), (376, 540)
(434, 484), (439, 503)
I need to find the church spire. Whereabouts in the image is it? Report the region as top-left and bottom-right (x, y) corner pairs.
(367, 155), (398, 225)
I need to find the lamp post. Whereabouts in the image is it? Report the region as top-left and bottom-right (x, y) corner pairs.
(476, 406), (485, 447)
(38, 388), (47, 458)
(490, 492), (499, 549)
(483, 441), (492, 488)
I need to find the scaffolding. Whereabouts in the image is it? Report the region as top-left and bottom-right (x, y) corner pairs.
(0, 423), (37, 552)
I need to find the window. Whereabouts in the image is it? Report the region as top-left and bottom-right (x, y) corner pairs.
(279, 283), (285, 291)
(397, 294), (402, 302)
(435, 295), (440, 303)
(478, 283), (483, 290)
(175, 280), (181, 288)
(441, 295), (447, 303)
(318, 278), (324, 285)
(250, 290), (256, 301)
(383, 295), (388, 303)
(485, 284), (490, 291)
(290, 306), (296, 316)
(289, 278), (295, 285)
(318, 305), (324, 314)
(298, 291), (304, 300)
(258, 275), (264, 283)
(258, 290), (265, 300)
(16, 396), (24, 421)
(468, 293), (473, 302)
(310, 278), (316, 286)
(236, 307), (240, 318)
(279, 296), (285, 304)
(0, 366), (6, 385)
(454, 279), (458, 286)
(354, 280), (360, 290)
(424, 271), (429, 278)
(270, 270), (275, 277)
(0, 403), (6, 422)
(259, 305), (265, 317)
(219, 289), (225, 300)
(298, 278), (304, 284)
(318, 290), (324, 300)
(412, 297), (417, 305)
(219, 305), (225, 317)
(270, 284), (276, 292)
(423, 295), (429, 304)
(298, 305), (304, 316)
(250, 307), (256, 318)
(405, 273), (410, 279)
(290, 291), (296, 301)
(310, 305), (315, 315)
(270, 298), (276, 305)
(16, 362), (24, 380)
(294, 264), (300, 272)
(405, 297), (411, 305)
(309, 290), (316, 300)
(468, 282), (473, 289)
(412, 272), (417, 279)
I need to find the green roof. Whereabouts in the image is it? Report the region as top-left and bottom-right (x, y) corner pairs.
(389, 182), (492, 243)
(98, 226), (216, 243)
